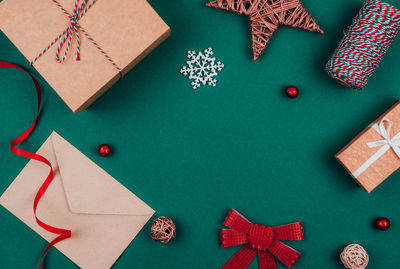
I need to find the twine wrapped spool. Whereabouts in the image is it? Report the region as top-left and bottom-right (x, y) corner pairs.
(326, 0), (400, 90)
(150, 217), (176, 243)
(340, 244), (369, 269)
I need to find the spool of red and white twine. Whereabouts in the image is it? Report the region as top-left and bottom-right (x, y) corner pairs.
(326, 0), (400, 90)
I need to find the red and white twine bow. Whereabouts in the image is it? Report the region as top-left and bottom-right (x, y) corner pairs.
(31, 0), (122, 74)
(221, 209), (303, 269)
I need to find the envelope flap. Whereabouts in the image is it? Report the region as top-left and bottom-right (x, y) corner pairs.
(50, 131), (154, 216)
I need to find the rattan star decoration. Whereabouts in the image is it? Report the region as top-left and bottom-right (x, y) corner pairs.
(206, 0), (324, 61)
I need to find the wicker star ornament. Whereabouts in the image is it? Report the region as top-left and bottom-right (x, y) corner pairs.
(206, 0), (324, 61)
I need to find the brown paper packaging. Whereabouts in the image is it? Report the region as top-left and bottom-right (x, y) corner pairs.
(0, 0), (170, 112)
(336, 101), (400, 193)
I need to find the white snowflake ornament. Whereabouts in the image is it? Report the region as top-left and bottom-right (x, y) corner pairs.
(180, 48), (224, 89)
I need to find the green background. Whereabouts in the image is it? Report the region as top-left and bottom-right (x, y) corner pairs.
(1, 0), (400, 268)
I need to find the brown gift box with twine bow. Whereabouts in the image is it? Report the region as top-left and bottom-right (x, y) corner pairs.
(336, 101), (400, 193)
(0, 0), (170, 112)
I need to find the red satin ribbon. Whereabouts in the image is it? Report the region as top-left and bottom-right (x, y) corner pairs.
(220, 209), (303, 269)
(0, 62), (71, 268)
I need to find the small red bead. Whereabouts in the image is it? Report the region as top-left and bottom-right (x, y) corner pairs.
(98, 144), (111, 157)
(375, 217), (390, 231)
(285, 85), (299, 99)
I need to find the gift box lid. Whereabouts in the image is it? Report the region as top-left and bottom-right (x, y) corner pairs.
(0, 0), (170, 112)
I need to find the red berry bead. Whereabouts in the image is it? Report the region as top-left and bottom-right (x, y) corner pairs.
(375, 217), (390, 231)
(98, 144), (111, 157)
(285, 85), (299, 99)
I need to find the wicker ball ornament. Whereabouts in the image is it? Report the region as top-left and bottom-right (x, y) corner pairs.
(150, 217), (176, 243)
(340, 244), (369, 269)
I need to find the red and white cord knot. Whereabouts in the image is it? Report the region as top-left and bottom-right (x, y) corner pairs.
(56, 0), (86, 63)
(30, 0), (122, 75)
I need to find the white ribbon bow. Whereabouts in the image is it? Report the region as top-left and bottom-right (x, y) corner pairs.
(352, 118), (400, 178)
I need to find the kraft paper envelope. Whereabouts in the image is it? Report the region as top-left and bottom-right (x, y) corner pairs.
(0, 131), (155, 268)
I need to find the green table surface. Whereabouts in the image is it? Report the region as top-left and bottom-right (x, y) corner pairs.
(1, 0), (400, 268)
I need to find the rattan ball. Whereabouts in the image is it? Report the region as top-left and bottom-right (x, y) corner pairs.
(340, 244), (369, 269)
(150, 216), (176, 243)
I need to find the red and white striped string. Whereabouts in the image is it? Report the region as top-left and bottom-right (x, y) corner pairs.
(326, 0), (400, 90)
(31, 0), (122, 75)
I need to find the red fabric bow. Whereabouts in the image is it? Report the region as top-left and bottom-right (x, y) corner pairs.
(220, 209), (303, 269)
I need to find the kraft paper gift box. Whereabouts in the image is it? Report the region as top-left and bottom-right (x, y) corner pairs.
(0, 131), (155, 268)
(0, 0), (170, 112)
(336, 101), (400, 193)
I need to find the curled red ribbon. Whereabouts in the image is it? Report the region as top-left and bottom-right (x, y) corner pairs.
(0, 62), (71, 268)
(220, 209), (303, 269)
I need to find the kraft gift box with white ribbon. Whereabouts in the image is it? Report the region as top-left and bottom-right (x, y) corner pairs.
(336, 101), (400, 193)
